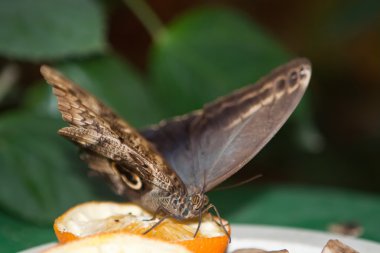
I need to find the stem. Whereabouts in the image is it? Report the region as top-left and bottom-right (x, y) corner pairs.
(0, 64), (19, 103)
(122, 0), (165, 40)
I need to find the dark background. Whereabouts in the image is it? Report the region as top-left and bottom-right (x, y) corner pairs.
(114, 0), (380, 192)
(0, 0), (379, 251)
(110, 0), (380, 192)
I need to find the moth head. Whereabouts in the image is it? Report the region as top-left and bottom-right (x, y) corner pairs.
(172, 193), (209, 219)
(189, 193), (209, 211)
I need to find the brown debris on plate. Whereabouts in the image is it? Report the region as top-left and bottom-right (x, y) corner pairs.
(328, 222), (363, 237)
(233, 249), (288, 253)
(321, 239), (359, 253)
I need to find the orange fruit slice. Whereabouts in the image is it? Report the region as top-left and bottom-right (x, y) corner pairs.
(44, 232), (192, 253)
(54, 202), (229, 253)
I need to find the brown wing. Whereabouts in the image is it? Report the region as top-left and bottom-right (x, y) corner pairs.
(40, 66), (185, 196)
(141, 58), (311, 192)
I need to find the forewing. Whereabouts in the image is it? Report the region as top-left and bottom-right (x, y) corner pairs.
(40, 66), (185, 195)
(141, 58), (311, 193)
(193, 58), (311, 191)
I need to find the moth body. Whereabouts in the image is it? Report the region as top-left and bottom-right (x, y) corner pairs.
(164, 192), (209, 219)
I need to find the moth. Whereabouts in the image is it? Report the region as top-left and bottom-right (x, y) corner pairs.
(41, 58), (311, 238)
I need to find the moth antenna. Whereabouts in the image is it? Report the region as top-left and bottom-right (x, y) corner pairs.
(214, 174), (263, 191)
(190, 138), (201, 189)
(201, 172), (207, 194)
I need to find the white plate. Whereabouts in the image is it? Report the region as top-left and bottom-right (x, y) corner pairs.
(229, 224), (380, 252)
(20, 224), (380, 253)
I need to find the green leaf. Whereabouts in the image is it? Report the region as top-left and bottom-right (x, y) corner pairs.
(149, 8), (291, 116)
(0, 0), (105, 61)
(23, 79), (60, 119)
(10, 55), (162, 223)
(209, 184), (380, 241)
(26, 55), (162, 127)
(0, 210), (53, 252)
(0, 111), (105, 224)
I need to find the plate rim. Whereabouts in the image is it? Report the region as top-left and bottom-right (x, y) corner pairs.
(20, 224), (380, 252)
(230, 224), (380, 252)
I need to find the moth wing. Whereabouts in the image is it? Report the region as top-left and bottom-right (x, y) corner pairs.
(40, 66), (185, 196)
(140, 111), (201, 189)
(141, 58), (311, 192)
(193, 58), (311, 191)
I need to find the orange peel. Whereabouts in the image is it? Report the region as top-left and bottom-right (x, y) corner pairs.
(53, 202), (229, 253)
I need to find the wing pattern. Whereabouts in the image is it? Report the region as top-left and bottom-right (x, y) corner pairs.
(41, 66), (185, 194)
(141, 58), (311, 192)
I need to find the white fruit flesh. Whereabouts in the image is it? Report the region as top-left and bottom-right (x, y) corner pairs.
(56, 202), (225, 240)
(44, 233), (192, 253)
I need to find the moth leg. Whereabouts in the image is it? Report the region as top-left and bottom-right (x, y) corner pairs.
(143, 214), (169, 235)
(143, 207), (164, 221)
(193, 211), (203, 238)
(205, 204), (231, 242)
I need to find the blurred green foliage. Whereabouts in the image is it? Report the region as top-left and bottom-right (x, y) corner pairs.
(0, 1), (297, 226)
(149, 8), (291, 116)
(0, 0), (105, 60)
(0, 0), (379, 251)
